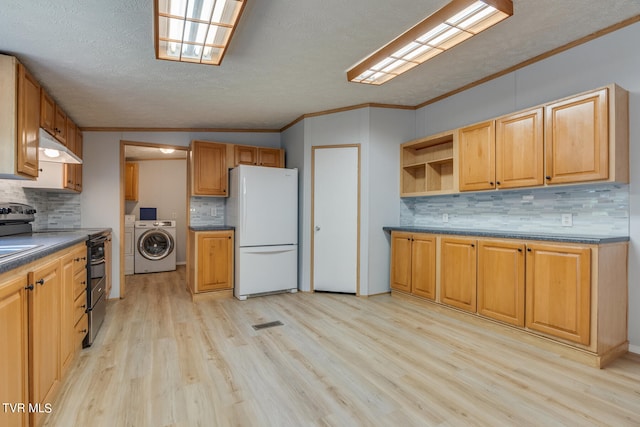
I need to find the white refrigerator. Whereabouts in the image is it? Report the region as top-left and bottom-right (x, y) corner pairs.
(227, 165), (298, 300)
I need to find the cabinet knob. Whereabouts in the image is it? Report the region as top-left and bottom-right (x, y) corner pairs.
(470, 243), (475, 248)
(496, 181), (501, 185)
(25, 284), (34, 291)
(546, 176), (551, 180)
(527, 248), (532, 252)
(489, 182), (494, 186)
(80, 329), (87, 334)
(517, 248), (523, 252)
(36, 278), (45, 286)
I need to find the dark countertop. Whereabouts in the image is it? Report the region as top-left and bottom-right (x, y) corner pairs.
(189, 225), (235, 231)
(0, 228), (111, 274)
(382, 226), (629, 245)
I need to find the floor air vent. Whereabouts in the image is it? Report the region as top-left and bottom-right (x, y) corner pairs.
(252, 321), (284, 331)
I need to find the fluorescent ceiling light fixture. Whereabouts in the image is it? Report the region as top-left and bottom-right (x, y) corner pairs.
(154, 0), (246, 65)
(159, 148), (176, 154)
(347, 0), (513, 85)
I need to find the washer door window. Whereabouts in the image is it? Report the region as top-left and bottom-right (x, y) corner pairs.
(138, 229), (175, 260)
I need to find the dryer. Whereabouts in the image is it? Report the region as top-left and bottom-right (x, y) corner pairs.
(134, 220), (177, 273)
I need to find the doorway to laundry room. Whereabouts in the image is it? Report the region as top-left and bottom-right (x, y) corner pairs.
(120, 141), (188, 296)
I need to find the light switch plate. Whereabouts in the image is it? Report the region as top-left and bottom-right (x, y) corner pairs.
(561, 213), (573, 227)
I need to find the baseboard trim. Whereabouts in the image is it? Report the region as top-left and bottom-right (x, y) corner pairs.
(629, 344), (640, 355)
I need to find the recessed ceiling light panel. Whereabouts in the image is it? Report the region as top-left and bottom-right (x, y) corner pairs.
(347, 0), (513, 85)
(154, 0), (246, 65)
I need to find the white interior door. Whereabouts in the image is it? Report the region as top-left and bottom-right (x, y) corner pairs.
(312, 146), (359, 294)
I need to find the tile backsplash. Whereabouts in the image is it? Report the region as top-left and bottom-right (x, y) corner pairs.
(0, 180), (81, 230)
(189, 196), (225, 226)
(400, 183), (629, 237)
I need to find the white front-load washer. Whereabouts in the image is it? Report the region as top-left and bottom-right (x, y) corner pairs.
(134, 220), (177, 274)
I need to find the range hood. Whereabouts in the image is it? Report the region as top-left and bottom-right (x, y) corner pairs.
(38, 128), (82, 164)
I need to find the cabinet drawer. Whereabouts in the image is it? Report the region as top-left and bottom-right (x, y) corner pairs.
(73, 291), (87, 325)
(73, 269), (87, 300)
(72, 249), (87, 275)
(74, 314), (88, 349)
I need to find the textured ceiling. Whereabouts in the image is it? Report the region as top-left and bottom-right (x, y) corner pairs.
(1, 1), (639, 130)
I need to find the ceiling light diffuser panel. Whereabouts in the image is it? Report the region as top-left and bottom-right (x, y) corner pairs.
(154, 0), (246, 65)
(347, 0), (513, 85)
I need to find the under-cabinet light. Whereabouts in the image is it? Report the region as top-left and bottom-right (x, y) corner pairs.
(347, 0), (513, 85)
(160, 148), (175, 154)
(154, 0), (246, 65)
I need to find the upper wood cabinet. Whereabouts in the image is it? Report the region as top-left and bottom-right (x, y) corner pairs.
(525, 243), (591, 345)
(400, 131), (457, 196)
(459, 107), (544, 192)
(477, 240), (526, 327)
(232, 145), (284, 168)
(53, 104), (67, 145)
(440, 236), (477, 312)
(124, 162), (139, 201)
(191, 140), (228, 196)
(40, 88), (55, 136)
(0, 274), (29, 427)
(544, 87), (622, 185)
(258, 147), (283, 167)
(496, 107), (544, 189)
(459, 121), (495, 192)
(234, 145), (258, 165)
(1, 55), (41, 179)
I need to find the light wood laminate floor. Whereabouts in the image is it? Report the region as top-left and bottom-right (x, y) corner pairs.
(45, 267), (640, 426)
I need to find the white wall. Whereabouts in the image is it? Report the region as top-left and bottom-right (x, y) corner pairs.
(126, 159), (187, 264)
(368, 108), (416, 295)
(81, 130), (281, 298)
(415, 21), (640, 351)
(281, 121), (305, 288)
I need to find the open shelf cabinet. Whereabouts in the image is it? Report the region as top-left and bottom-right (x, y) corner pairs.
(401, 131), (458, 197)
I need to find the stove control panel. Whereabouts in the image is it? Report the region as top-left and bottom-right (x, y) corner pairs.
(0, 203), (36, 224)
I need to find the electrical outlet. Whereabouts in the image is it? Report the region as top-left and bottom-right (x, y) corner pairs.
(561, 213), (573, 227)
(442, 213), (449, 223)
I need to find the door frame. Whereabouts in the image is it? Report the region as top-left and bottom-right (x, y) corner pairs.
(118, 140), (188, 298)
(310, 144), (361, 295)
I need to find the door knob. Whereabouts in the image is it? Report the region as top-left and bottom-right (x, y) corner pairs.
(315, 226), (321, 231)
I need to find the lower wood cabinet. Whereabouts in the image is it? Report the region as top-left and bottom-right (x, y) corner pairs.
(188, 229), (234, 296)
(477, 240), (525, 327)
(0, 274), (29, 427)
(390, 232), (436, 300)
(28, 258), (61, 427)
(525, 243), (591, 345)
(388, 230), (628, 367)
(440, 236), (477, 312)
(1, 242), (89, 427)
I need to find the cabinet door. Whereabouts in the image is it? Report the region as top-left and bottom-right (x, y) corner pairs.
(0, 275), (29, 427)
(60, 253), (75, 376)
(17, 64), (40, 178)
(390, 232), (412, 292)
(545, 88), (608, 184)
(258, 148), (283, 168)
(191, 141), (228, 196)
(477, 240), (525, 326)
(53, 105), (67, 144)
(440, 237), (477, 312)
(124, 162), (139, 201)
(197, 231), (234, 291)
(411, 234), (436, 300)
(105, 235), (112, 298)
(525, 243), (591, 345)
(495, 108), (544, 189)
(74, 129), (83, 192)
(28, 259), (61, 427)
(234, 145), (257, 166)
(40, 88), (55, 135)
(63, 119), (77, 191)
(459, 121), (495, 191)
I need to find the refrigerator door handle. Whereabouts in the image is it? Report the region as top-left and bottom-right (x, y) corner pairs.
(242, 246), (297, 254)
(241, 176), (247, 234)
